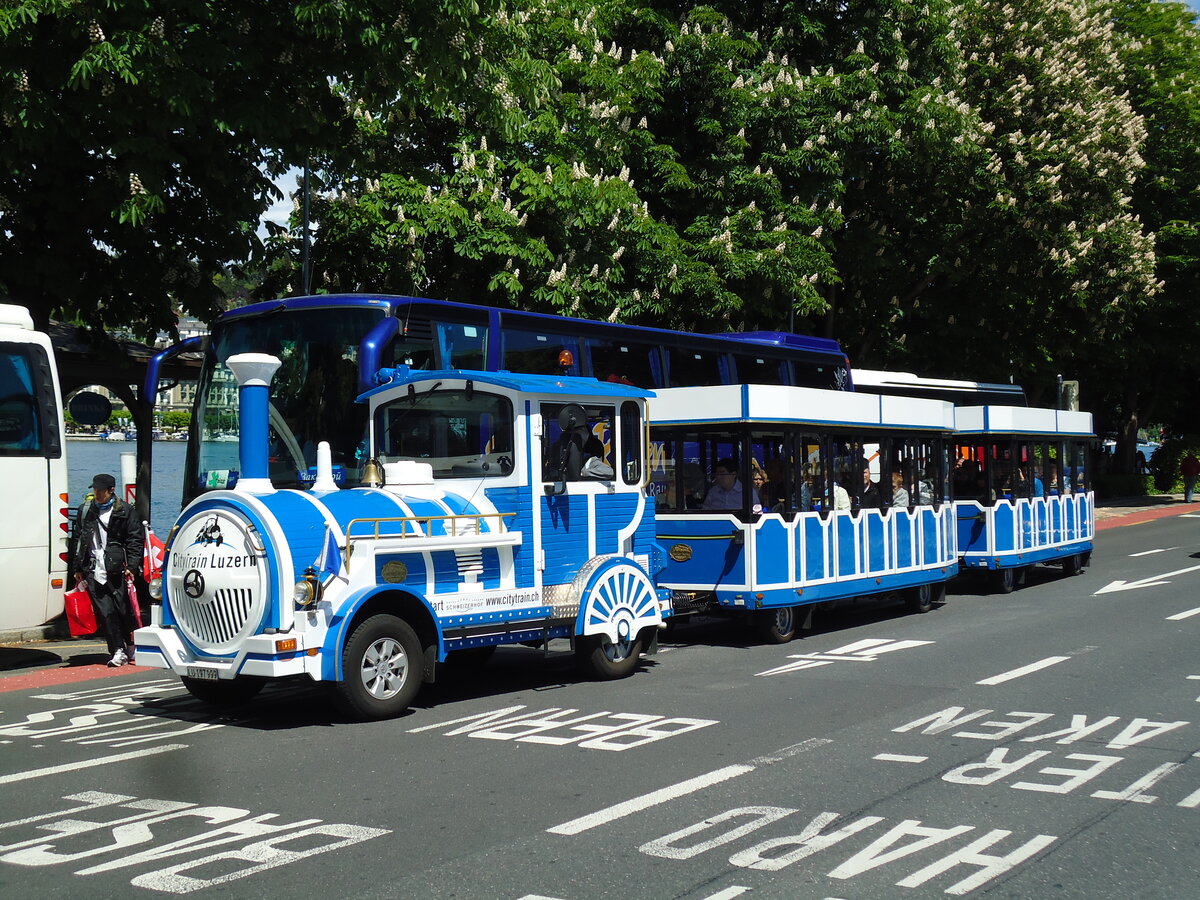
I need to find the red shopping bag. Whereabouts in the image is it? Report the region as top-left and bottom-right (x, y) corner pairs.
(124, 570), (144, 630)
(64, 580), (98, 636)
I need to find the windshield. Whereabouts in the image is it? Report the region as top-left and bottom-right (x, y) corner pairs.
(185, 306), (387, 500)
(0, 344), (43, 455)
(375, 388), (514, 478)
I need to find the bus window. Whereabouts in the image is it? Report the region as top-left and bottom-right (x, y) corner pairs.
(503, 328), (579, 376)
(665, 347), (725, 387)
(587, 337), (662, 387)
(733, 353), (789, 386)
(438, 321), (487, 370)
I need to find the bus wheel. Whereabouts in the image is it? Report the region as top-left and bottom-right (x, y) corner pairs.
(334, 614), (422, 720)
(906, 583), (936, 614)
(577, 632), (643, 680)
(754, 606), (797, 644)
(994, 568), (1016, 594)
(181, 676), (264, 707)
(1063, 554), (1083, 576)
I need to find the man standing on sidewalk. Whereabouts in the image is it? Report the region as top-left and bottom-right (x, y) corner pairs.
(1181, 452), (1200, 503)
(67, 473), (143, 666)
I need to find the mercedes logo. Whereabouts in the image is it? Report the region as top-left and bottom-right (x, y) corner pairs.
(183, 569), (205, 599)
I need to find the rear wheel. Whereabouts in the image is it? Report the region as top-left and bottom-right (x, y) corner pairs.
(993, 567), (1016, 594)
(577, 632), (643, 680)
(334, 614), (423, 720)
(906, 583), (935, 614)
(753, 606), (798, 644)
(181, 676), (264, 707)
(1063, 554), (1083, 576)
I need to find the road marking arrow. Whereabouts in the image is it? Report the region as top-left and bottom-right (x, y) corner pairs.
(1094, 564), (1200, 595)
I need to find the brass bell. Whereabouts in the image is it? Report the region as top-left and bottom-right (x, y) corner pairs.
(361, 457), (385, 488)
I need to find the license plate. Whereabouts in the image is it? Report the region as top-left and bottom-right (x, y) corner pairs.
(185, 666), (219, 681)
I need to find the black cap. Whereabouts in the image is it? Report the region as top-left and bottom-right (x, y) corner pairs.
(91, 473), (116, 491)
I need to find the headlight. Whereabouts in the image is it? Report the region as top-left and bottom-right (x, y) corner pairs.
(148, 576), (162, 600)
(293, 568), (321, 608)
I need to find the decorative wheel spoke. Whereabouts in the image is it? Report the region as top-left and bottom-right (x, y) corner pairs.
(361, 637), (409, 699)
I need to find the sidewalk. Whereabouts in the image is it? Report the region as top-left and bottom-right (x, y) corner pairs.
(2, 494), (1195, 682)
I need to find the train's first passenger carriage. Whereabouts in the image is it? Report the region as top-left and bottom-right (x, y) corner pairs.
(135, 355), (669, 718)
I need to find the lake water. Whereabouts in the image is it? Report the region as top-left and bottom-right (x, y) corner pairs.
(67, 439), (188, 537)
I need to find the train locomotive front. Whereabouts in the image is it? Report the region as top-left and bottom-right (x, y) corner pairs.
(135, 354), (668, 718)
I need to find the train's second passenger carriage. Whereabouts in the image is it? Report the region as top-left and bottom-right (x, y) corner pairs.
(648, 384), (958, 642)
(135, 357), (669, 719)
(953, 405), (1095, 591)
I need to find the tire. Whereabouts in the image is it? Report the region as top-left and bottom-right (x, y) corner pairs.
(994, 567), (1016, 594)
(1063, 554), (1083, 576)
(753, 606), (798, 644)
(577, 632), (644, 680)
(334, 614), (423, 720)
(906, 583), (934, 614)
(181, 676), (264, 707)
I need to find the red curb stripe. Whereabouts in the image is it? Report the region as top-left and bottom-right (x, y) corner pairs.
(0, 663), (155, 694)
(1097, 505), (1196, 531)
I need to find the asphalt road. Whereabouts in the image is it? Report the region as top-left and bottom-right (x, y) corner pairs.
(0, 512), (1197, 899)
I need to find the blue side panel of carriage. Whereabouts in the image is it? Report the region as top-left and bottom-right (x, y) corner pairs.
(957, 494), (1094, 570)
(660, 518), (748, 586)
(660, 507), (956, 609)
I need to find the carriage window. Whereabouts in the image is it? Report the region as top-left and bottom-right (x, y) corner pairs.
(620, 401), (642, 484)
(792, 435), (824, 512)
(748, 433), (787, 513)
(374, 389), (513, 477)
(648, 435), (679, 509)
(954, 443), (987, 503)
(542, 402), (615, 481)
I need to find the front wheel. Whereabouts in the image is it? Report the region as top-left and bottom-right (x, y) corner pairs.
(181, 676), (264, 707)
(753, 606), (798, 644)
(334, 614), (423, 720)
(577, 632), (643, 680)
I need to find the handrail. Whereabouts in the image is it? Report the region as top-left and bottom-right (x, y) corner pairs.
(342, 512), (518, 567)
(345, 512), (516, 539)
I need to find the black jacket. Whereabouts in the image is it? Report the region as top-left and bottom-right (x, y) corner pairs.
(68, 497), (144, 583)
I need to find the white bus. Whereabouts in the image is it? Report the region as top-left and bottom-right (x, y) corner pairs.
(0, 304), (69, 631)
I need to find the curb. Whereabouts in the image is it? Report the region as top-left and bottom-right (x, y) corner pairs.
(1096, 504), (1196, 531)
